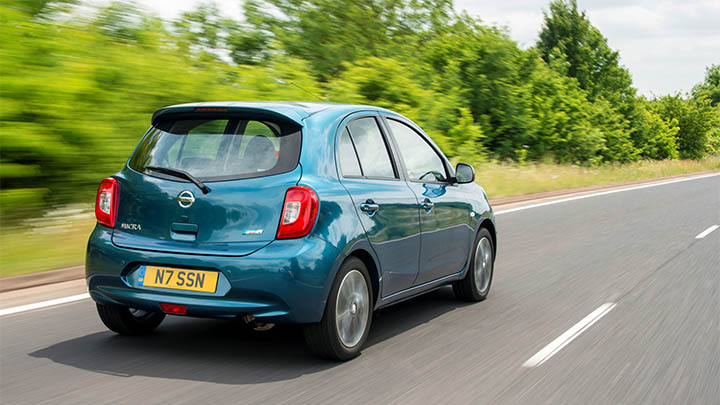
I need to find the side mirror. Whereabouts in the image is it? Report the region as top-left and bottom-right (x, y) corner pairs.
(455, 163), (475, 184)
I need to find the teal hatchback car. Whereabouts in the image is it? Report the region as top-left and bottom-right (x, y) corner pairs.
(87, 102), (496, 360)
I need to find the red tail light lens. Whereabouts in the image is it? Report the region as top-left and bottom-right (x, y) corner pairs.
(277, 186), (319, 239)
(160, 303), (187, 315)
(95, 178), (118, 228)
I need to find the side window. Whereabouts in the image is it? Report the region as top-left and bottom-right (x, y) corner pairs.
(387, 119), (447, 182)
(345, 117), (395, 179)
(244, 120), (275, 137)
(242, 121), (278, 150)
(338, 128), (362, 176)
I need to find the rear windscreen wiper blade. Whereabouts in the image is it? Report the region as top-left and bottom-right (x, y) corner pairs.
(145, 166), (211, 194)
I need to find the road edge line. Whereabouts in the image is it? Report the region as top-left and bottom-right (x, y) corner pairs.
(0, 293), (90, 317)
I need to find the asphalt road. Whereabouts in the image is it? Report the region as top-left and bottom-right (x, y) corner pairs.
(1, 174), (719, 404)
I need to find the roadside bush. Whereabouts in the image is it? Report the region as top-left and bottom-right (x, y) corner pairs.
(653, 95), (717, 159)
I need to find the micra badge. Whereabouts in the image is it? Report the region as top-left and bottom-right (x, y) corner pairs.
(242, 229), (264, 235)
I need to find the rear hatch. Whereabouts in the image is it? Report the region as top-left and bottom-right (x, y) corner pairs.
(112, 109), (303, 256)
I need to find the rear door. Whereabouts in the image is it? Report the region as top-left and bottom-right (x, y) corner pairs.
(113, 114), (302, 256)
(336, 115), (422, 297)
(382, 117), (473, 285)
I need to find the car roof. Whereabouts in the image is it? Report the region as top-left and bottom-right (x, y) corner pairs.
(154, 101), (390, 126)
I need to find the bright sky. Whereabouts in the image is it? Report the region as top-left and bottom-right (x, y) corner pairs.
(98, 0), (720, 97)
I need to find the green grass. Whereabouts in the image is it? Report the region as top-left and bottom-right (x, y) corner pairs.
(476, 156), (720, 199)
(0, 157), (718, 278)
(0, 208), (95, 278)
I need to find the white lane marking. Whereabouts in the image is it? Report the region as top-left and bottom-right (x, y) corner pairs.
(0, 293), (90, 317)
(495, 172), (720, 215)
(695, 225), (719, 239)
(522, 302), (616, 368)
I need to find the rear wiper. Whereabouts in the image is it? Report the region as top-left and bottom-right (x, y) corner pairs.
(145, 166), (211, 194)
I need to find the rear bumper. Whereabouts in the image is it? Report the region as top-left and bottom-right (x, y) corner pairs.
(86, 226), (340, 324)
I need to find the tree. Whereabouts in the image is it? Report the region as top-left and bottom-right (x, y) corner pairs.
(537, 0), (634, 104)
(447, 108), (486, 160)
(653, 95), (716, 159)
(225, 27), (270, 66)
(94, 1), (146, 44)
(693, 64), (720, 107)
(172, 3), (225, 57)
(2, 0), (77, 18)
(631, 100), (679, 159)
(421, 18), (537, 160)
(242, 0), (453, 79)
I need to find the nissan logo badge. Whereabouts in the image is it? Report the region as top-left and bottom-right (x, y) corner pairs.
(177, 190), (195, 208)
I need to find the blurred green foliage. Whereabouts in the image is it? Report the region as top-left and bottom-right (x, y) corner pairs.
(693, 64), (720, 107)
(0, 0), (718, 221)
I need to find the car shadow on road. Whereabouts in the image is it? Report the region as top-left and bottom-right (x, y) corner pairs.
(30, 287), (471, 385)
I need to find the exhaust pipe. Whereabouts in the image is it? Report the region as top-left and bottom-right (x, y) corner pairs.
(243, 314), (275, 331)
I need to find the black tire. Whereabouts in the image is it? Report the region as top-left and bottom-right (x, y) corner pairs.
(453, 227), (494, 302)
(96, 303), (165, 336)
(304, 257), (373, 361)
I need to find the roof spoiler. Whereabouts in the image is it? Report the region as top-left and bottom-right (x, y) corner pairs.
(151, 106), (305, 127)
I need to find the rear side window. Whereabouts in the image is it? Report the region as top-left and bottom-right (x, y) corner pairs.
(345, 117), (395, 179)
(129, 117), (301, 181)
(338, 128), (362, 176)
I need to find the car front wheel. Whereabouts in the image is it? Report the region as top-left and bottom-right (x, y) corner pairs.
(453, 227), (494, 301)
(304, 257), (373, 361)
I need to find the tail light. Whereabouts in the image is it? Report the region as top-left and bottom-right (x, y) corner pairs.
(95, 178), (119, 228)
(277, 186), (319, 239)
(160, 303), (187, 315)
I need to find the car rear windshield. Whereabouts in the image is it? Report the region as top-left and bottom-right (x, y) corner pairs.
(128, 117), (301, 181)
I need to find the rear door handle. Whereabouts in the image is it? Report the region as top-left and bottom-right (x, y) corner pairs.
(420, 198), (434, 212)
(360, 199), (380, 215)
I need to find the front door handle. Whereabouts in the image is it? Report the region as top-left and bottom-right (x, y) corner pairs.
(420, 198), (434, 213)
(360, 199), (380, 215)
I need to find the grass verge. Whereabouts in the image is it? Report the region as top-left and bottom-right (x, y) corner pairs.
(0, 208), (95, 278)
(0, 157), (718, 278)
(476, 157), (720, 198)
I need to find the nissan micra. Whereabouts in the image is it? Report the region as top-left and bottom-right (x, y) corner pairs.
(87, 101), (496, 360)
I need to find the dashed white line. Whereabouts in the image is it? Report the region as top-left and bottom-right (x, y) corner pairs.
(0, 293), (90, 317)
(695, 225), (719, 239)
(522, 302), (616, 368)
(495, 172), (720, 215)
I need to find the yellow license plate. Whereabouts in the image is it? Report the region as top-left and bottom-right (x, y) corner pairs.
(138, 266), (219, 293)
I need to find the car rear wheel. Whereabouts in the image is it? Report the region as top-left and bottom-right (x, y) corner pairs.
(304, 257), (373, 361)
(96, 303), (165, 335)
(453, 228), (494, 301)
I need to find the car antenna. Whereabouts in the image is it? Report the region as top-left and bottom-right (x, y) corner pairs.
(274, 78), (327, 101)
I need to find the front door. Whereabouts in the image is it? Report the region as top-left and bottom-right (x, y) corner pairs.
(383, 117), (473, 285)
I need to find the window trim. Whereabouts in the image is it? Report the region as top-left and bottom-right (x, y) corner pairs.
(382, 116), (453, 185)
(335, 114), (401, 182)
